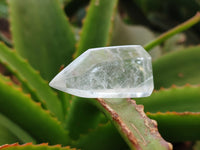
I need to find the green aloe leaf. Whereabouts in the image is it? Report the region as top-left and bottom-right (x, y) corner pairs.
(0, 113), (35, 144)
(65, 98), (103, 140)
(94, 98), (172, 150)
(153, 46), (200, 89)
(0, 76), (68, 145)
(0, 125), (19, 145)
(0, 143), (75, 150)
(0, 42), (63, 122)
(136, 85), (200, 113)
(144, 12), (200, 51)
(74, 0), (118, 57)
(148, 112), (200, 142)
(136, 85), (200, 141)
(74, 122), (128, 150)
(9, 0), (76, 81)
(65, 0), (118, 140)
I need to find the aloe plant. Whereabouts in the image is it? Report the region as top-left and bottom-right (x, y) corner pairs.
(0, 0), (200, 149)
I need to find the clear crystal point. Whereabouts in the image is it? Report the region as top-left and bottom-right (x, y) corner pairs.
(49, 45), (154, 98)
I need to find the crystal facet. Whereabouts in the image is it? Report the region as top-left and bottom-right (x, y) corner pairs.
(49, 45), (154, 98)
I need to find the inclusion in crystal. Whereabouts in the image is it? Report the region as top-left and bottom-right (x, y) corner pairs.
(49, 45), (154, 98)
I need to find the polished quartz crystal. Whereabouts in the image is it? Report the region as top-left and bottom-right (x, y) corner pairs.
(49, 45), (154, 98)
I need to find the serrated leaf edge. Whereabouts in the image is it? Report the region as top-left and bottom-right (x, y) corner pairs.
(0, 143), (77, 150)
(97, 98), (172, 150)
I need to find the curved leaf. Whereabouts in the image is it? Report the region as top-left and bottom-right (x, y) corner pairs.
(0, 77), (68, 145)
(9, 0), (76, 80)
(148, 112), (200, 142)
(136, 85), (200, 113)
(65, 97), (102, 140)
(0, 42), (63, 122)
(65, 0), (118, 140)
(136, 85), (200, 142)
(74, 0), (118, 57)
(74, 123), (129, 150)
(0, 113), (35, 144)
(153, 46), (200, 89)
(144, 13), (200, 51)
(95, 98), (172, 150)
(0, 125), (18, 145)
